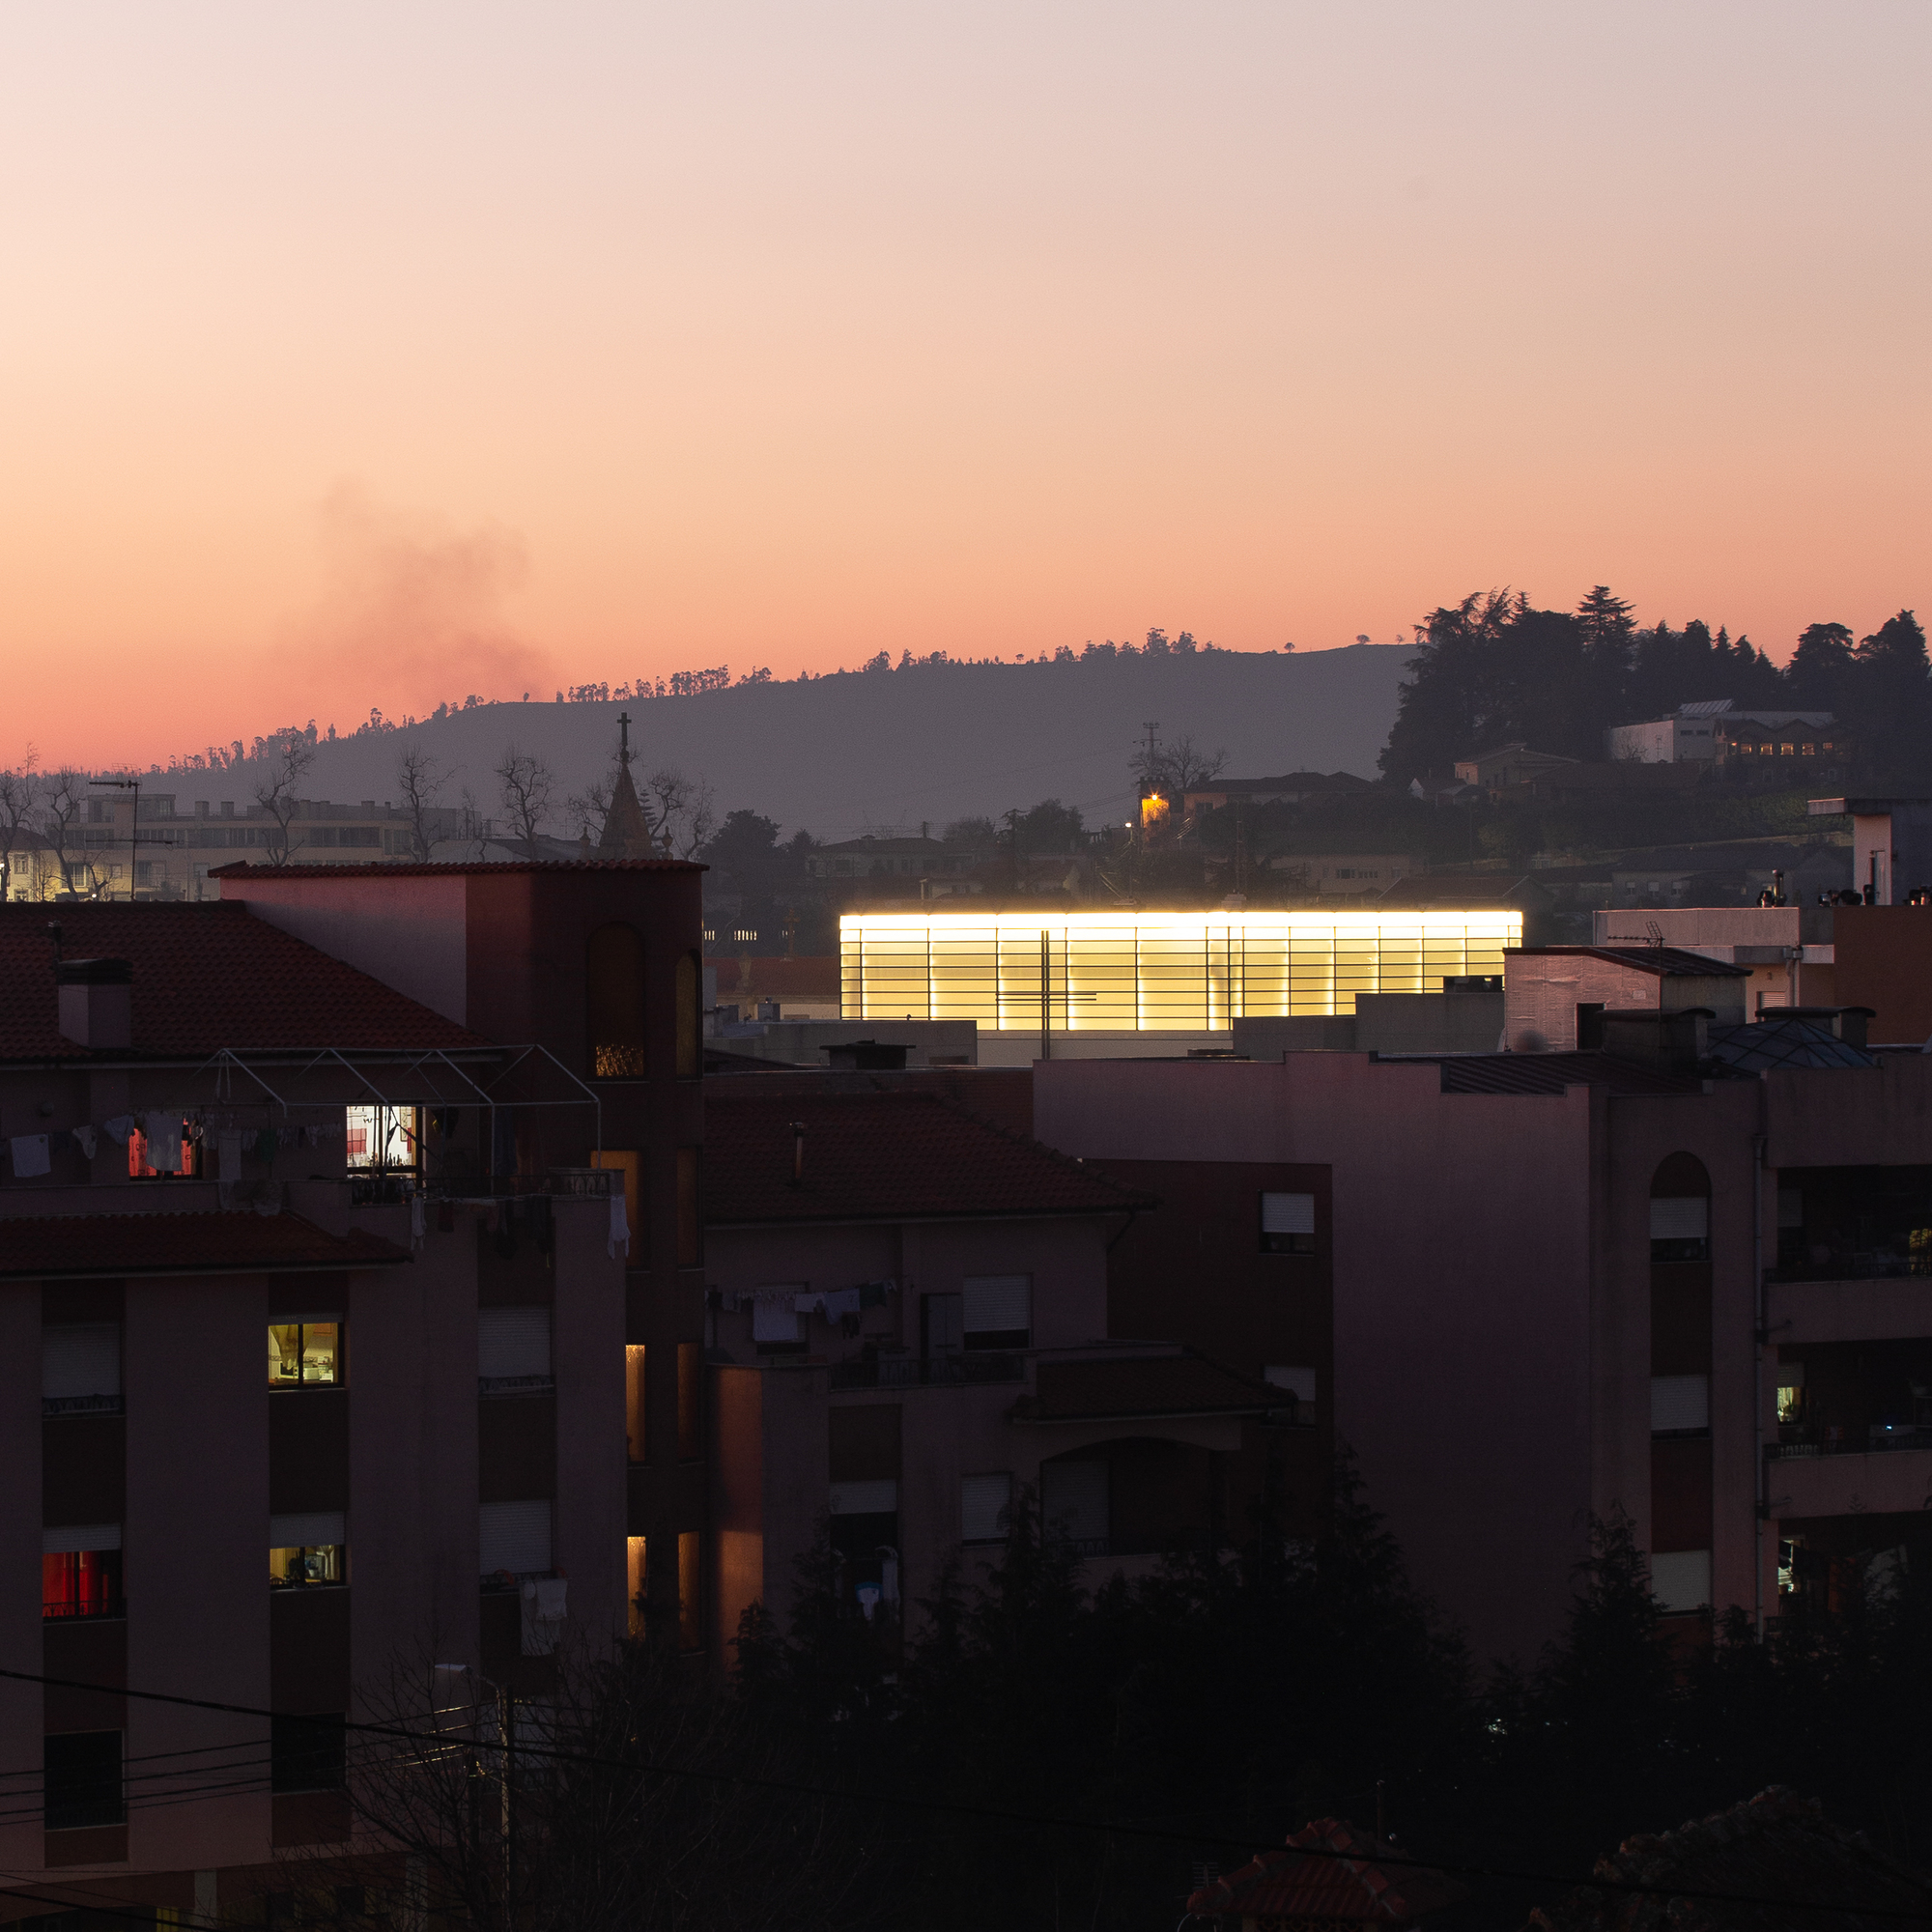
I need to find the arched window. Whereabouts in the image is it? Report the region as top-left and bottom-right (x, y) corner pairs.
(588, 923), (646, 1078)
(1650, 1152), (1712, 1263)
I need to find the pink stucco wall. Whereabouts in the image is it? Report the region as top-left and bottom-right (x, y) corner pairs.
(219, 873), (471, 1025)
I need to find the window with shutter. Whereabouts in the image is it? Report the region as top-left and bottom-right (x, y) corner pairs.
(1261, 1192), (1316, 1254)
(1650, 1195), (1710, 1263)
(962, 1275), (1030, 1349)
(961, 1473), (1012, 1545)
(1650, 1548), (1712, 1613)
(480, 1499), (553, 1577)
(1650, 1375), (1710, 1435)
(43, 1324), (121, 1413)
(478, 1308), (553, 1392)
(270, 1511), (346, 1589)
(1264, 1366), (1318, 1418)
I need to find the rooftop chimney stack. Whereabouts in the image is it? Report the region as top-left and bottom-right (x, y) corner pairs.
(55, 957), (133, 1049)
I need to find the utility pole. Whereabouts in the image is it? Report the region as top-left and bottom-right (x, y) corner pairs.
(89, 777), (140, 900)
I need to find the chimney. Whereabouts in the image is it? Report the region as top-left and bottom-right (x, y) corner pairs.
(220, 800), (235, 818)
(789, 1121), (806, 1187)
(56, 957), (133, 1049)
(195, 799), (210, 819)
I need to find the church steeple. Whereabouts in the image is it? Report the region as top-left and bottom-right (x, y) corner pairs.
(597, 713), (657, 859)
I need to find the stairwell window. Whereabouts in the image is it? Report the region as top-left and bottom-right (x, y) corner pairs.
(270, 1514), (346, 1588)
(588, 923), (647, 1077)
(43, 1526), (124, 1620)
(1261, 1192), (1316, 1255)
(269, 1321), (340, 1387)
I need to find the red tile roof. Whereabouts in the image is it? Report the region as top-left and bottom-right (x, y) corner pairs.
(1188, 1818), (1466, 1923)
(210, 860), (699, 877)
(0, 1209), (411, 1279)
(702, 1090), (1151, 1226)
(1018, 1352), (1279, 1423)
(0, 904), (487, 1060)
(1528, 1786), (1932, 1932)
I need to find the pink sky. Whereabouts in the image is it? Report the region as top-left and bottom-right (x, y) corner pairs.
(1, 3), (1925, 768)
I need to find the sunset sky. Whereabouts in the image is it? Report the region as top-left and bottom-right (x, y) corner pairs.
(1, 3), (1926, 769)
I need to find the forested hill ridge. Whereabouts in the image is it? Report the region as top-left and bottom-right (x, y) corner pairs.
(1382, 587), (1929, 785)
(139, 641), (1410, 838)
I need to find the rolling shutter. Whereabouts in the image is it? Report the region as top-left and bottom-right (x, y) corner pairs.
(480, 1499), (553, 1576)
(43, 1522), (121, 1554)
(1650, 1375), (1710, 1434)
(1650, 1548), (1712, 1613)
(478, 1309), (552, 1379)
(270, 1512), (345, 1548)
(962, 1275), (1030, 1338)
(1261, 1193), (1315, 1236)
(1649, 1198), (1708, 1240)
(43, 1324), (120, 1400)
(829, 1479), (898, 1517)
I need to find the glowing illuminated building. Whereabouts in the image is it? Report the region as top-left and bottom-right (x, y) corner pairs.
(839, 909), (1522, 1030)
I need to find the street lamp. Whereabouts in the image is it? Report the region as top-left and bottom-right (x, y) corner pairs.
(88, 777), (140, 901)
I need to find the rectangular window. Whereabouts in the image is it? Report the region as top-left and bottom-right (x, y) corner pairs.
(44, 1731), (123, 1831)
(270, 1513), (346, 1588)
(1776, 1362), (1804, 1425)
(480, 1499), (552, 1579)
(677, 1531), (701, 1652)
(626, 1537), (648, 1638)
(344, 1104), (418, 1172)
(961, 1473), (1012, 1545)
(43, 1525), (124, 1620)
(268, 1320), (340, 1387)
(1651, 1374), (1711, 1435)
(477, 1308), (552, 1393)
(1650, 1548), (1713, 1614)
(43, 1322), (121, 1416)
(1261, 1192), (1316, 1255)
(962, 1275), (1030, 1350)
(676, 1149), (700, 1266)
(270, 1714), (346, 1794)
(625, 1345), (647, 1463)
(1650, 1197), (1710, 1263)
(677, 1343), (702, 1461)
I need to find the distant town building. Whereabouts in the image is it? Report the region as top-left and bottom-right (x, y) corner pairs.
(1181, 771), (1372, 827)
(807, 836), (977, 881)
(1264, 852), (1417, 895)
(1607, 699), (1849, 776)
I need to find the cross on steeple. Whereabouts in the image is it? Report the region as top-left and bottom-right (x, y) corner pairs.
(617, 711), (632, 763)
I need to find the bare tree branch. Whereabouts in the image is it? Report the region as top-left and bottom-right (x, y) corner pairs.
(39, 769), (94, 896)
(252, 734), (318, 866)
(497, 745), (556, 859)
(0, 764), (40, 901)
(395, 744), (450, 862)
(1129, 731), (1226, 800)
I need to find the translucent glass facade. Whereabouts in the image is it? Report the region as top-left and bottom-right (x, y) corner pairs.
(839, 909), (1521, 1029)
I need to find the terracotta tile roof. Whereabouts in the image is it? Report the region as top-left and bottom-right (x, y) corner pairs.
(0, 1209), (411, 1279)
(0, 903), (487, 1060)
(1017, 1352), (1279, 1424)
(1396, 1052), (1699, 1098)
(1528, 1786), (1932, 1932)
(702, 1090), (1151, 1226)
(210, 859), (698, 877)
(1188, 1818), (1466, 1923)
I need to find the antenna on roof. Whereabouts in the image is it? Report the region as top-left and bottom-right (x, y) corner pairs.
(46, 922), (62, 964)
(1644, 920), (1664, 949)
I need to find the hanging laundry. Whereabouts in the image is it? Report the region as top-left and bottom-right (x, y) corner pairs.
(9, 1134), (50, 1179)
(72, 1125), (98, 1160)
(141, 1113), (181, 1174)
(607, 1188), (630, 1260)
(101, 1116), (133, 1147)
(820, 1287), (864, 1320)
(410, 1195), (426, 1248)
(218, 1133), (242, 1183)
(751, 1296), (799, 1344)
(256, 1128), (279, 1162)
(859, 1278), (896, 1310)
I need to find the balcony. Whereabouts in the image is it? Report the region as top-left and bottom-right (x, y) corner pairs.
(1764, 1273), (1932, 1345)
(1766, 1441), (1932, 1519)
(351, 1167), (613, 1208)
(43, 1393), (123, 1418)
(830, 1352), (1025, 1391)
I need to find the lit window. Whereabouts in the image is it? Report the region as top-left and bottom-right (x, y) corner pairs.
(270, 1513), (346, 1588)
(344, 1104), (417, 1170)
(269, 1320), (340, 1387)
(1780, 743), (1795, 755)
(587, 923), (647, 1077)
(43, 1531), (124, 1620)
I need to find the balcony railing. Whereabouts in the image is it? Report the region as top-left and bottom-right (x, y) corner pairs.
(830, 1352), (1025, 1391)
(352, 1168), (613, 1207)
(1767, 1255), (1932, 1283)
(1768, 1428), (1932, 1460)
(43, 1394), (124, 1418)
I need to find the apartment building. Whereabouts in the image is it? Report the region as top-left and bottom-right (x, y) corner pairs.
(1035, 1010), (1932, 1660)
(0, 855), (700, 1918)
(697, 1080), (1282, 1655)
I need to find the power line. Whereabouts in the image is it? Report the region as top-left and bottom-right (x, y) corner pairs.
(0, 1665), (1927, 1921)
